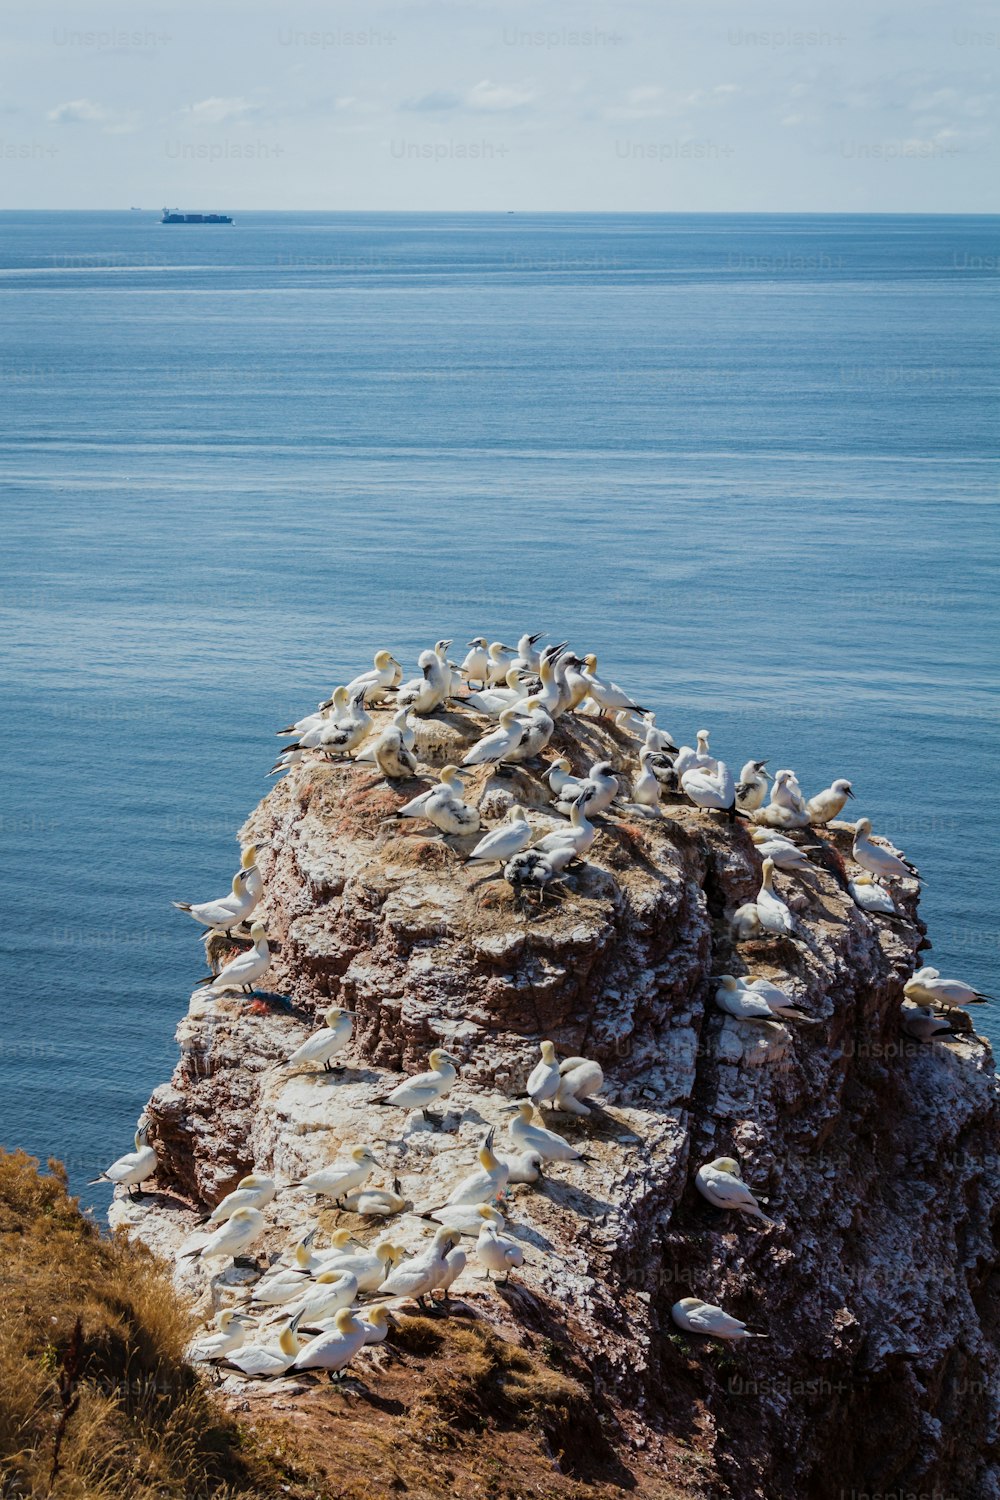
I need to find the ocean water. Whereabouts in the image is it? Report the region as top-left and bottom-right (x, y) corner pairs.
(1, 211), (997, 1207)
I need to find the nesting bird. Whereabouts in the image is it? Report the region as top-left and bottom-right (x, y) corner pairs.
(695, 1157), (774, 1224)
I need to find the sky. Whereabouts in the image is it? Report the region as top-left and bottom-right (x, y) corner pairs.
(1, 0), (997, 211)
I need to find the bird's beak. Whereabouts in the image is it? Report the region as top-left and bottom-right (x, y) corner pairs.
(499, 1102), (521, 1113)
(529, 633), (544, 644)
(467, 639), (480, 647)
(845, 788), (856, 798)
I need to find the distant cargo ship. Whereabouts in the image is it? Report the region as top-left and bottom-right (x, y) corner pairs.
(161, 208), (233, 224)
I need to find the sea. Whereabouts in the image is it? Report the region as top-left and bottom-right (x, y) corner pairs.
(1, 211), (997, 1209)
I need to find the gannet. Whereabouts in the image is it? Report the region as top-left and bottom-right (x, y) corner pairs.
(372, 717), (419, 780)
(475, 1209), (524, 1282)
(464, 805), (532, 868)
(346, 650), (403, 705)
(276, 687), (347, 738)
(578, 654), (646, 716)
(751, 800), (812, 831)
(286, 1269), (359, 1326)
(544, 756), (582, 800)
(555, 761), (618, 817)
(673, 731), (717, 778)
(89, 1120), (156, 1198)
(284, 1005), (354, 1073)
(505, 1102), (585, 1162)
(806, 778), (854, 824)
(194, 921), (271, 995)
(904, 966), (992, 1009)
(501, 1149), (545, 1184)
(526, 1040), (561, 1105)
(643, 716), (679, 755)
(852, 819), (918, 883)
(173, 870), (259, 937)
(339, 1185), (408, 1217)
(646, 752), (679, 791)
(292, 1306), (369, 1375)
(531, 654), (568, 718)
(378, 1227), (464, 1307)
(463, 668), (529, 718)
(770, 769), (807, 815)
(553, 1056), (604, 1115)
(848, 874), (898, 914)
(486, 641), (518, 685)
(430, 1203), (506, 1238)
(744, 976), (816, 1019)
(672, 1297), (767, 1342)
(313, 1239), (402, 1294)
(241, 845), (264, 903)
(714, 974), (816, 1023)
(224, 1315), (305, 1378)
(434, 1243), (467, 1301)
(206, 1173), (276, 1224)
(292, 1144), (381, 1202)
(506, 698), (555, 761)
(460, 637), (491, 689)
(735, 760), (770, 814)
(315, 685), (352, 719)
(422, 769), (481, 835)
(187, 1309), (249, 1362)
(533, 793), (596, 859)
(682, 760), (737, 821)
(313, 687), (372, 758)
(251, 1239), (321, 1303)
(358, 1305), (398, 1342)
(695, 1157), (773, 1224)
(632, 747), (662, 809)
(376, 1049), (459, 1119)
(512, 631), (545, 672)
(392, 765), (467, 823)
(556, 653), (590, 712)
(750, 829), (817, 873)
(461, 708), (526, 770)
(396, 644), (451, 715)
(754, 859), (795, 936)
(183, 1206), (265, 1263)
(443, 1129), (509, 1206)
(900, 1004), (966, 1042)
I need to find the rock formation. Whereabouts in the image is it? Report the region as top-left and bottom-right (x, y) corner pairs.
(113, 703), (1000, 1499)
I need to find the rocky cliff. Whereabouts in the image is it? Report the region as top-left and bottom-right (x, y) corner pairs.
(112, 704), (1000, 1500)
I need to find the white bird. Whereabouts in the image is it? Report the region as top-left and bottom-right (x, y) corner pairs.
(195, 921), (271, 995)
(643, 717), (678, 755)
(89, 1120), (157, 1198)
(313, 1239), (402, 1294)
(475, 1209), (524, 1282)
(506, 698), (554, 762)
(376, 1049), (459, 1118)
(463, 805), (532, 868)
(750, 829), (817, 873)
(378, 1227), (464, 1307)
(372, 717), (419, 781)
(312, 687), (372, 758)
(553, 1057), (604, 1115)
(755, 858), (796, 936)
(462, 708), (526, 771)
(848, 874), (898, 915)
(187, 1309), (250, 1362)
(631, 747), (662, 809)
(532, 793), (596, 860)
(460, 637), (491, 689)
(770, 769), (807, 815)
(443, 1129), (509, 1207)
(430, 1203), (506, 1238)
(714, 975), (817, 1024)
(513, 632), (546, 673)
(485, 640), (518, 685)
(421, 768), (481, 835)
(251, 1240), (322, 1304)
(293, 1145), (381, 1202)
(284, 1005), (354, 1073)
(900, 1004), (966, 1043)
(506, 1102), (585, 1162)
(433, 1244), (468, 1301)
(673, 731), (717, 778)
(501, 1150), (545, 1184)
(286, 1270), (359, 1325)
(744, 976), (816, 1020)
(555, 761), (618, 817)
(526, 1040), (561, 1106)
(183, 1206), (265, 1264)
(543, 756), (584, 800)
(338, 1186), (408, 1217)
(173, 870), (259, 936)
(224, 1315), (305, 1378)
(735, 760), (770, 814)
(206, 1173), (276, 1224)
(671, 1297), (767, 1342)
(806, 778), (855, 824)
(853, 818), (918, 883)
(904, 966), (992, 1009)
(357, 1305), (397, 1343)
(346, 650), (402, 705)
(391, 765), (466, 824)
(292, 1306), (369, 1375)
(396, 644), (451, 716)
(577, 654), (646, 716)
(463, 668), (530, 718)
(695, 1157), (773, 1224)
(241, 845), (264, 903)
(682, 760), (737, 821)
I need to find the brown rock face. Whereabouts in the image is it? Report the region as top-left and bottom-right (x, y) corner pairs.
(127, 706), (1000, 1499)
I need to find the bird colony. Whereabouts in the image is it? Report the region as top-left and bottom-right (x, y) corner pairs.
(99, 633), (992, 1379)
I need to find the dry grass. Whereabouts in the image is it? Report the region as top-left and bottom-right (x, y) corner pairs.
(0, 1150), (314, 1500)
